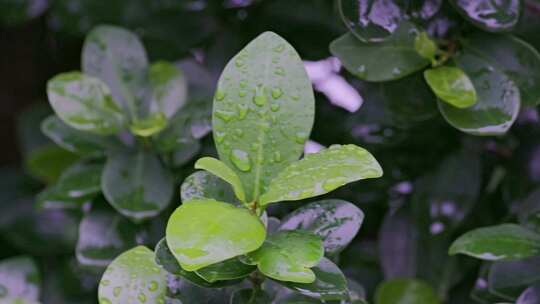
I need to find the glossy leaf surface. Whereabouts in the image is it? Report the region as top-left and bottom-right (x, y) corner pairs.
(451, 0), (521, 32)
(424, 66), (477, 108)
(195, 257), (255, 283)
(180, 171), (239, 204)
(194, 157), (246, 203)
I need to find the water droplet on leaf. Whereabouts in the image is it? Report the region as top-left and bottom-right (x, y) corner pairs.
(230, 149), (251, 172)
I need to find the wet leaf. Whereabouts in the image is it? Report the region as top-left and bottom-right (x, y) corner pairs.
(194, 157), (246, 203)
(260, 145), (382, 205)
(438, 45), (520, 135)
(213, 31), (315, 202)
(82, 25), (148, 119)
(154, 239), (241, 288)
(488, 257), (540, 300)
(98, 246), (167, 304)
(279, 257), (349, 301)
(129, 112), (168, 137)
(449, 224), (540, 261)
(461, 33), (540, 106)
(180, 171), (239, 204)
(166, 199), (266, 271)
(330, 22), (430, 82)
(279, 199), (364, 255)
(0, 256), (40, 303)
(246, 230), (323, 283)
(76, 209), (138, 268)
(46, 72), (125, 135)
(102, 149), (174, 222)
(375, 278), (440, 304)
(41, 115), (109, 157)
(451, 0), (521, 32)
(148, 61), (188, 119)
(424, 66), (477, 108)
(415, 32), (438, 61)
(195, 257), (255, 283)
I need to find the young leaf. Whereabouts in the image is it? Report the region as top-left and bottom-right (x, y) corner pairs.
(259, 145), (382, 205)
(279, 257), (349, 301)
(47, 72), (126, 135)
(279, 199), (364, 255)
(424, 66), (477, 108)
(194, 157), (246, 203)
(330, 22), (430, 82)
(102, 149), (174, 222)
(195, 257), (255, 283)
(148, 61), (188, 119)
(180, 171), (239, 205)
(449, 224), (540, 261)
(98, 246), (167, 304)
(82, 25), (148, 119)
(0, 256), (40, 303)
(461, 33), (540, 106)
(438, 46), (520, 136)
(246, 230), (324, 283)
(166, 199), (266, 271)
(154, 239), (241, 288)
(450, 0), (520, 32)
(415, 32), (438, 61)
(41, 115), (109, 156)
(212, 31), (315, 202)
(375, 278), (440, 304)
(129, 113), (168, 137)
(76, 209), (138, 268)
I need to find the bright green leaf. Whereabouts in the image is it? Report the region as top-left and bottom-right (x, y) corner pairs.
(424, 66), (477, 108)
(98, 246), (167, 304)
(438, 46), (520, 136)
(246, 230), (323, 283)
(449, 224), (540, 261)
(46, 72), (125, 135)
(148, 61), (188, 119)
(415, 32), (438, 61)
(82, 25), (148, 120)
(194, 157), (246, 203)
(330, 22), (430, 82)
(451, 0), (521, 32)
(166, 199), (266, 271)
(280, 257), (349, 301)
(375, 278), (440, 304)
(260, 145), (382, 205)
(102, 149), (174, 222)
(279, 199), (364, 255)
(0, 256), (41, 303)
(129, 112), (168, 137)
(195, 257), (255, 283)
(76, 209), (138, 268)
(41, 115), (109, 157)
(213, 31), (315, 202)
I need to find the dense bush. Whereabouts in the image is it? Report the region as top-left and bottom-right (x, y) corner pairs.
(1, 0), (540, 303)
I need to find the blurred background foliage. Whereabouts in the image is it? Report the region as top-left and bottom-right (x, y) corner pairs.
(1, 0), (540, 303)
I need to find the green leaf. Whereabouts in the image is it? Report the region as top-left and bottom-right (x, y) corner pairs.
(279, 199), (364, 255)
(424, 66), (477, 108)
(129, 112), (168, 137)
(82, 25), (148, 120)
(517, 188), (540, 233)
(25, 144), (80, 183)
(166, 199), (266, 271)
(280, 257), (349, 301)
(46, 72), (125, 135)
(181, 171), (239, 205)
(0, 256), (40, 303)
(330, 22), (430, 82)
(41, 115), (109, 156)
(260, 145), (382, 205)
(76, 209), (138, 268)
(415, 32), (438, 61)
(195, 257), (255, 283)
(450, 0), (521, 32)
(375, 278), (440, 304)
(449, 224), (540, 261)
(98, 246), (167, 304)
(461, 33), (540, 106)
(194, 157), (246, 203)
(102, 149), (174, 222)
(438, 45), (520, 136)
(246, 230), (323, 283)
(230, 289), (272, 304)
(213, 31), (315, 202)
(488, 257), (540, 300)
(154, 238), (241, 288)
(148, 61), (188, 119)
